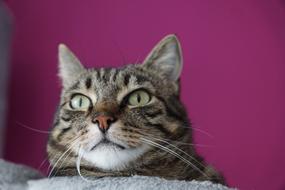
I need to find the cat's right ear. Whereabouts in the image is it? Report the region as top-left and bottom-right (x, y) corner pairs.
(58, 44), (85, 88)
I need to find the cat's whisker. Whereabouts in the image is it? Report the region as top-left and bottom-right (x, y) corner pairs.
(178, 143), (213, 148)
(49, 144), (77, 178)
(165, 141), (212, 148)
(48, 137), (81, 178)
(16, 121), (51, 134)
(37, 157), (49, 171)
(44, 149), (73, 173)
(143, 137), (205, 170)
(191, 126), (214, 138)
(76, 146), (93, 182)
(48, 135), (81, 159)
(47, 137), (80, 173)
(177, 125), (214, 138)
(48, 152), (65, 175)
(48, 135), (82, 163)
(52, 147), (74, 176)
(144, 134), (213, 148)
(141, 138), (208, 178)
(144, 136), (207, 169)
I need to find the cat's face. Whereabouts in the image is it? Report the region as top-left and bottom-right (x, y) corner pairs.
(48, 35), (189, 172)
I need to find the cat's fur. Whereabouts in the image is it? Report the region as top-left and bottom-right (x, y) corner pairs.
(47, 35), (225, 184)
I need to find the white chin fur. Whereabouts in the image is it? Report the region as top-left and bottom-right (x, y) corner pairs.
(80, 122), (148, 171)
(83, 144), (148, 171)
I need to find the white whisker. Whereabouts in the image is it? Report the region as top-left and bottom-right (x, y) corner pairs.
(48, 137), (80, 178)
(52, 148), (74, 176)
(141, 138), (208, 178)
(191, 126), (214, 138)
(16, 121), (50, 134)
(145, 136), (206, 169)
(37, 157), (49, 171)
(76, 147), (92, 182)
(145, 134), (213, 148)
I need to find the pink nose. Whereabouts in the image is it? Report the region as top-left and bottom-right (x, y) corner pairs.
(93, 115), (115, 133)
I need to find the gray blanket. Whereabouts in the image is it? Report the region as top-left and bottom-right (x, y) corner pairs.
(0, 159), (236, 190)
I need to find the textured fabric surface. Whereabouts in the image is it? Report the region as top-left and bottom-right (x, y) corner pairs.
(0, 159), (235, 190)
(0, 159), (42, 190)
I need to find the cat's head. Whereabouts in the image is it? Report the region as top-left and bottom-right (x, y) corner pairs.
(47, 35), (190, 172)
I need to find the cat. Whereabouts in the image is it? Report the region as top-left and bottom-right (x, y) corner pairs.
(47, 34), (225, 184)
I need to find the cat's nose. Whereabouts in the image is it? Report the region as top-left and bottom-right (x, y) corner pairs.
(92, 114), (116, 133)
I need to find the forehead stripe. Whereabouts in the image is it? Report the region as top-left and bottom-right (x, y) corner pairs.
(135, 75), (149, 84)
(124, 74), (131, 86)
(111, 69), (118, 82)
(85, 77), (92, 89)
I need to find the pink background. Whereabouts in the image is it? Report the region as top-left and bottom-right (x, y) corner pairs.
(3, 0), (285, 189)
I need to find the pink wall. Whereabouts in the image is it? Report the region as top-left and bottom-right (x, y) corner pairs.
(4, 0), (285, 189)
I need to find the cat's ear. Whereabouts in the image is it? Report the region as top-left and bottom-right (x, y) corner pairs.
(142, 34), (183, 81)
(58, 44), (85, 88)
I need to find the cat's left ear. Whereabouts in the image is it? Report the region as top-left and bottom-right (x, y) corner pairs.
(142, 34), (183, 81)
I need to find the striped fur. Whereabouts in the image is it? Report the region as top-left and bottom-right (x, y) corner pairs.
(47, 35), (225, 184)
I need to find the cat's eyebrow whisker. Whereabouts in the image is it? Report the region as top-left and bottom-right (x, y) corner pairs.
(48, 136), (81, 178)
(141, 138), (208, 178)
(134, 54), (142, 65)
(144, 136), (207, 169)
(16, 121), (51, 134)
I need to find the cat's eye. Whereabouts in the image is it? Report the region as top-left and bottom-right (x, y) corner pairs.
(70, 94), (91, 110)
(128, 90), (151, 107)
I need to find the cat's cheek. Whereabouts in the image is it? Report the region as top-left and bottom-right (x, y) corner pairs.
(107, 120), (122, 133)
(106, 121), (127, 144)
(81, 123), (104, 151)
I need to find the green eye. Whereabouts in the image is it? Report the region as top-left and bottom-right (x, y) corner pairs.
(70, 94), (91, 110)
(128, 90), (151, 107)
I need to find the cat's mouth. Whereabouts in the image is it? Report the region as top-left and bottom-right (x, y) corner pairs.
(90, 138), (126, 150)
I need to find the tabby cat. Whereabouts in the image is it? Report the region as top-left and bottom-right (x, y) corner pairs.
(47, 34), (225, 184)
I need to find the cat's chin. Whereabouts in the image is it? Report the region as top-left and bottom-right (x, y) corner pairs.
(83, 144), (148, 171)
